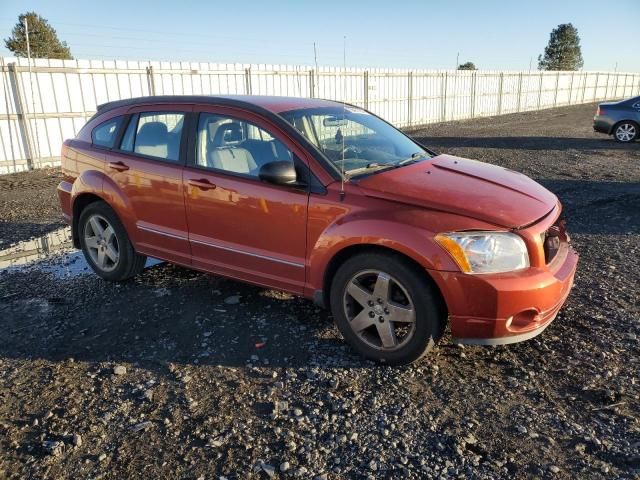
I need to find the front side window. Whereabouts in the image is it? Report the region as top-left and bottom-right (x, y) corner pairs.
(92, 116), (123, 148)
(120, 112), (185, 161)
(281, 106), (430, 177)
(195, 113), (293, 177)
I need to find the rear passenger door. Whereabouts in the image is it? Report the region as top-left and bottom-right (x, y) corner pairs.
(183, 106), (311, 293)
(104, 104), (192, 265)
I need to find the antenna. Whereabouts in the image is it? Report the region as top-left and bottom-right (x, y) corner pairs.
(313, 42), (319, 97)
(340, 35), (346, 200)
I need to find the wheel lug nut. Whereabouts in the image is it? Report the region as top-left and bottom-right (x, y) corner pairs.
(384, 308), (390, 315)
(378, 316), (384, 322)
(367, 300), (374, 307)
(368, 311), (375, 318)
(377, 298), (383, 304)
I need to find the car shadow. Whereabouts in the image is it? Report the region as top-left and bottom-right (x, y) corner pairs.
(0, 262), (376, 371)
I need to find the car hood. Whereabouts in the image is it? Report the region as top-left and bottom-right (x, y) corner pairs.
(357, 154), (557, 228)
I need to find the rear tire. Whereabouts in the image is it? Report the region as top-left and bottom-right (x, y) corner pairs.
(78, 201), (146, 281)
(329, 252), (446, 365)
(613, 121), (638, 143)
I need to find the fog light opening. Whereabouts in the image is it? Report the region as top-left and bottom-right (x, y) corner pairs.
(511, 309), (539, 328)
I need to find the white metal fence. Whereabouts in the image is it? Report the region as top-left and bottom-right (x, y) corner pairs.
(1, 56), (639, 174)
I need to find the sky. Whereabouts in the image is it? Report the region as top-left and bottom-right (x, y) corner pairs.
(0, 0), (638, 71)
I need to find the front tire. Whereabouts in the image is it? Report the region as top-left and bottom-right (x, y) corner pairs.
(613, 121), (638, 143)
(330, 252), (445, 365)
(78, 201), (146, 281)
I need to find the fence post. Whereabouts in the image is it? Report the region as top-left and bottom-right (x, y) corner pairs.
(516, 72), (523, 112)
(613, 73), (620, 99)
(568, 72), (575, 105)
(470, 71), (477, 118)
(553, 71), (560, 107)
(146, 65), (156, 95)
(7, 62), (35, 170)
(407, 71), (413, 127)
(537, 71), (543, 109)
(497, 72), (504, 115)
(441, 72), (448, 122)
(604, 73), (610, 99)
(363, 71), (369, 110)
(309, 69), (315, 98)
(581, 73), (587, 104)
(244, 68), (252, 95)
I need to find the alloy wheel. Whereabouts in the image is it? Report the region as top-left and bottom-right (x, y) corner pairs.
(84, 214), (120, 272)
(615, 123), (636, 142)
(342, 269), (416, 351)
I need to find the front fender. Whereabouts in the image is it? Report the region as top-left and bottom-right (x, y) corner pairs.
(306, 216), (459, 295)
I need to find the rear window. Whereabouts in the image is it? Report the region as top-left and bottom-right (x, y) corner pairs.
(91, 117), (123, 148)
(119, 112), (185, 162)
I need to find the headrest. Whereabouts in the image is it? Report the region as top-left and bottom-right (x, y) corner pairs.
(136, 122), (168, 146)
(214, 122), (243, 145)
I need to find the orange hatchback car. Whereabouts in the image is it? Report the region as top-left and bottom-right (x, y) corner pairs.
(58, 95), (578, 365)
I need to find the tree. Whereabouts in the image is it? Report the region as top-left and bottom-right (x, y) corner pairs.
(538, 23), (583, 71)
(458, 62), (477, 70)
(4, 12), (73, 59)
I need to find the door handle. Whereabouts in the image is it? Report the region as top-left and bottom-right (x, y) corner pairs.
(188, 178), (216, 190)
(108, 161), (129, 172)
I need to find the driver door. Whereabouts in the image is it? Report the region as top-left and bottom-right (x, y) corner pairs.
(183, 106), (310, 293)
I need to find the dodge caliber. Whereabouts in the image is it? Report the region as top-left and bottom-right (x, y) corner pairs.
(57, 95), (578, 365)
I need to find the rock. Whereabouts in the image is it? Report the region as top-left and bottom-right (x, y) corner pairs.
(113, 365), (127, 375)
(72, 433), (82, 447)
(368, 460), (378, 471)
(516, 425), (527, 434)
(293, 408), (303, 417)
(43, 440), (64, 456)
(224, 295), (241, 305)
(98, 453), (107, 462)
(464, 434), (478, 445)
(314, 474), (328, 480)
(260, 463), (275, 478)
(143, 389), (154, 401)
(131, 421), (153, 432)
(280, 461), (290, 472)
(549, 465), (560, 474)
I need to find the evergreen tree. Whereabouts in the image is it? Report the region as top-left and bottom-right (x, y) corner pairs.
(4, 12), (73, 59)
(538, 23), (583, 71)
(458, 62), (477, 70)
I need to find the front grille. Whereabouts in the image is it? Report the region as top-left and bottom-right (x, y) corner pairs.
(541, 220), (564, 264)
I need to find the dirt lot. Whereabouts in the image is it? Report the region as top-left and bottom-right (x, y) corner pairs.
(0, 102), (639, 479)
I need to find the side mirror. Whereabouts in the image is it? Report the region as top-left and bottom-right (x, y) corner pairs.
(258, 161), (297, 185)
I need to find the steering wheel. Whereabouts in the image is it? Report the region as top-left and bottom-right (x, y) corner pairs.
(341, 144), (363, 158)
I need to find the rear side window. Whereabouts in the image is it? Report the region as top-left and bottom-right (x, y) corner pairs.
(120, 112), (185, 162)
(92, 117), (123, 148)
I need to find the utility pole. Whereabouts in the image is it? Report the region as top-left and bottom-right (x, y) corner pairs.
(455, 52), (459, 70)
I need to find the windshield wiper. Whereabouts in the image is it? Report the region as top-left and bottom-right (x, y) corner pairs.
(394, 151), (430, 167)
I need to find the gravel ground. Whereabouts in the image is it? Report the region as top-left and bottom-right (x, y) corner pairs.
(0, 102), (639, 479)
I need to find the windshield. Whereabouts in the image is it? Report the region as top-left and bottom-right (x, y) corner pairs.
(281, 106), (430, 176)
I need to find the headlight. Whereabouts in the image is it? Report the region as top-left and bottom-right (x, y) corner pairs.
(435, 231), (529, 274)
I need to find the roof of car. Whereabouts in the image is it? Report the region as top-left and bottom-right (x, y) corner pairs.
(96, 95), (345, 115)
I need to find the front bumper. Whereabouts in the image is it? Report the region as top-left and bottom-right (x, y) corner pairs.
(428, 231), (578, 345)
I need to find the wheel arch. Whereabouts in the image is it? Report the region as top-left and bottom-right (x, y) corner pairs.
(319, 243), (448, 318)
(71, 192), (105, 248)
(612, 119), (639, 137)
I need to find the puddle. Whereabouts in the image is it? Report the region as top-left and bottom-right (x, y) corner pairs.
(0, 227), (162, 279)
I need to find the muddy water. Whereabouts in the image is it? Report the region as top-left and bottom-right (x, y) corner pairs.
(0, 227), (161, 278)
